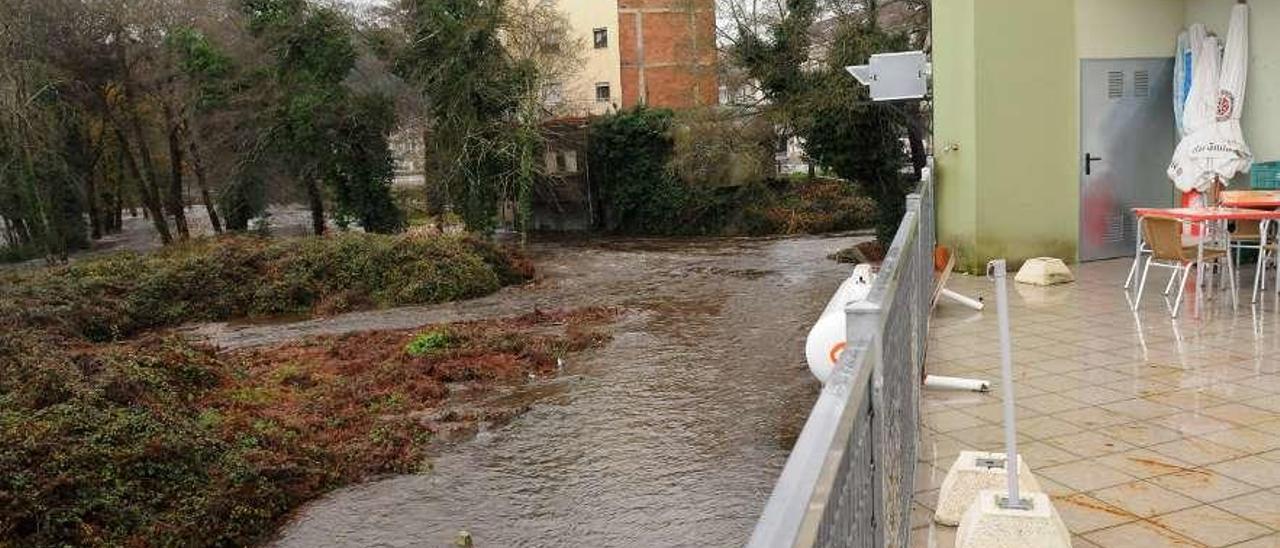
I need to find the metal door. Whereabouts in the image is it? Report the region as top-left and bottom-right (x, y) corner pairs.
(1080, 58), (1177, 261)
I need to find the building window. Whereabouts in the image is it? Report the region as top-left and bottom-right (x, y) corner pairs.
(544, 150), (580, 174)
(563, 150), (578, 173)
(544, 151), (557, 173)
(595, 83), (611, 102)
(593, 28), (608, 49)
(543, 82), (563, 106)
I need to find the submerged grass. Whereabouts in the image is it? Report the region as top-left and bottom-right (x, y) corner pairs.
(0, 231), (565, 546)
(0, 307), (618, 546)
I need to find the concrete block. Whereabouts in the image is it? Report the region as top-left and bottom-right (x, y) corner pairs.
(1014, 258), (1074, 286)
(955, 490), (1072, 548)
(934, 451), (1042, 526)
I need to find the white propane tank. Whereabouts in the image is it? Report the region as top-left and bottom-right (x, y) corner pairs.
(805, 264), (875, 383)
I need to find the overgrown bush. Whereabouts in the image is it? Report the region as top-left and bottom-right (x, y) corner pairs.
(725, 178), (877, 236)
(589, 106), (706, 233)
(588, 107), (876, 236)
(0, 232), (533, 342)
(670, 107), (776, 188)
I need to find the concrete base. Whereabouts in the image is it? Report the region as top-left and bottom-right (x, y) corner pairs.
(934, 451), (1042, 526)
(955, 490), (1072, 548)
(1015, 257), (1074, 286)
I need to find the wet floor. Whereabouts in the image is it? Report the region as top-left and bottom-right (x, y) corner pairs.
(915, 259), (1280, 548)
(259, 233), (870, 548)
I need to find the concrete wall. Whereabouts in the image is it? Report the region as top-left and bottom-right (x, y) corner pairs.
(555, 0), (622, 115)
(1076, 0), (1185, 59)
(931, 0), (978, 265)
(933, 0), (1077, 271)
(617, 0), (718, 109)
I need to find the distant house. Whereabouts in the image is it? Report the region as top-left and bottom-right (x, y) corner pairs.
(544, 0), (719, 116)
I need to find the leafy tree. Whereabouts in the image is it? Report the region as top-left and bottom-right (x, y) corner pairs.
(243, 0), (403, 234)
(395, 0), (523, 232)
(731, 0), (917, 244)
(393, 0), (579, 235)
(589, 106), (712, 233)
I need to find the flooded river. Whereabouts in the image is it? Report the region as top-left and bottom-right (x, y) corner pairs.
(256, 233), (868, 548)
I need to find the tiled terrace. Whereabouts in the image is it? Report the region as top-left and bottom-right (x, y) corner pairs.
(913, 259), (1280, 548)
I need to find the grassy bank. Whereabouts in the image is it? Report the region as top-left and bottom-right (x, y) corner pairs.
(0, 308), (616, 546)
(0, 232), (534, 342)
(598, 177), (878, 237)
(0, 232), (576, 546)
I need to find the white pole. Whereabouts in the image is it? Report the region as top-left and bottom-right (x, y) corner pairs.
(940, 287), (985, 311)
(923, 375), (990, 392)
(989, 259), (1023, 508)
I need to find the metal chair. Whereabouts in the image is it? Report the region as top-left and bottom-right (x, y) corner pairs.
(1134, 216), (1234, 317)
(1124, 216), (1150, 289)
(1228, 219), (1276, 297)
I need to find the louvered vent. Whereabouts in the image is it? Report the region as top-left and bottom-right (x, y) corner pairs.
(1108, 71), (1125, 99)
(1103, 213), (1125, 244)
(1134, 70), (1150, 97)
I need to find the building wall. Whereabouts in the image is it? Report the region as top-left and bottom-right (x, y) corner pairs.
(1076, 0), (1185, 59)
(617, 0), (718, 109)
(935, 0), (1280, 269)
(931, 0), (978, 264)
(933, 0), (1077, 271)
(554, 0), (623, 115)
(973, 0), (1078, 268)
(1185, 0), (1280, 166)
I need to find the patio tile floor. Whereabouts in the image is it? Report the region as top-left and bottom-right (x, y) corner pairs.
(913, 258), (1280, 547)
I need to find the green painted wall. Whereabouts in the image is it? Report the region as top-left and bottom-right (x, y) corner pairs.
(931, 0), (978, 265)
(933, 0), (1078, 271)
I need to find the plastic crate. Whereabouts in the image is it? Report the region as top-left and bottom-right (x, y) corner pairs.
(1253, 161), (1280, 189)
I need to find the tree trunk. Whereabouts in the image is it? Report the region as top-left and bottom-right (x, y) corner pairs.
(86, 163), (102, 240)
(905, 101), (928, 182)
(113, 180), (124, 232)
(305, 177), (326, 235)
(180, 120), (222, 233)
(114, 124), (172, 244)
(163, 106), (190, 240)
(114, 45), (172, 244)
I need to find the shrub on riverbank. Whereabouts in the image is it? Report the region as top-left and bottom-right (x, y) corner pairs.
(0, 308), (616, 546)
(588, 107), (876, 236)
(0, 232), (533, 342)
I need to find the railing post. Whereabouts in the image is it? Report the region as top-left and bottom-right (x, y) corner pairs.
(846, 300), (884, 545)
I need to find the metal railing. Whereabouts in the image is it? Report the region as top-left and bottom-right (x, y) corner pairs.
(748, 168), (935, 548)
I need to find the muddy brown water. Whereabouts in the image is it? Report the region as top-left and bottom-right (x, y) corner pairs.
(222, 233), (870, 548)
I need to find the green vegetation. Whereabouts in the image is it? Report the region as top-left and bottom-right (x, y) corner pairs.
(0, 307), (615, 546)
(405, 329), (454, 356)
(1, 0), (409, 263)
(0, 231), (559, 546)
(588, 107), (876, 236)
(0, 233), (533, 343)
(729, 0), (928, 243)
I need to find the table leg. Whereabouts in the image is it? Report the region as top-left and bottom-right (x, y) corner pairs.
(1126, 216), (1145, 290)
(1255, 220), (1268, 304)
(1195, 222), (1206, 318)
(1274, 220), (1280, 297)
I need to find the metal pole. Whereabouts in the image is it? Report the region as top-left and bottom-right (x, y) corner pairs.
(989, 259), (1025, 509)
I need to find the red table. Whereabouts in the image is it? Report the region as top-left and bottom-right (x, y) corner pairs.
(1222, 190), (1280, 209)
(1131, 207), (1280, 315)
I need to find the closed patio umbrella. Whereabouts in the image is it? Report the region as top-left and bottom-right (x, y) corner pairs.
(1168, 4), (1252, 194)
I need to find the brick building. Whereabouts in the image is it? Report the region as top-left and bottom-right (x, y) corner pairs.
(617, 0), (718, 108)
